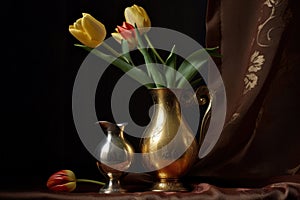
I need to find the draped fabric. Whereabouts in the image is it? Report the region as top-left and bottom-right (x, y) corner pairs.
(189, 0), (300, 185)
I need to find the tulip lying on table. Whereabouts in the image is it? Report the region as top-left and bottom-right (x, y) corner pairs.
(46, 169), (104, 192)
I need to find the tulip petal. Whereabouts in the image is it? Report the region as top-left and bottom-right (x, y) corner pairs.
(117, 26), (134, 41)
(124, 4), (151, 33)
(47, 170), (77, 192)
(82, 13), (106, 44)
(68, 13), (107, 48)
(124, 8), (138, 27)
(113, 21), (137, 49)
(69, 28), (90, 45)
(69, 28), (100, 48)
(49, 182), (76, 192)
(111, 32), (122, 44)
(63, 170), (76, 180)
(74, 18), (83, 31)
(136, 5), (151, 27)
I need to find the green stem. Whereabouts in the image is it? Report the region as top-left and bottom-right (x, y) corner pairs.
(144, 34), (165, 65)
(102, 41), (132, 64)
(102, 42), (121, 58)
(135, 27), (165, 88)
(76, 179), (105, 185)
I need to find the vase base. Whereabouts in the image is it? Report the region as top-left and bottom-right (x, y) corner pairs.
(99, 187), (127, 194)
(151, 179), (191, 192)
(99, 183), (127, 194)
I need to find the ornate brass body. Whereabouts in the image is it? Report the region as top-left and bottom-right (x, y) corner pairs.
(140, 88), (200, 192)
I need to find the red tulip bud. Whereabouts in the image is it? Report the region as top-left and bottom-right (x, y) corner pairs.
(117, 22), (136, 41)
(111, 22), (138, 49)
(46, 170), (77, 192)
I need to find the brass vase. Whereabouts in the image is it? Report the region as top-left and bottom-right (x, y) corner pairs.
(140, 88), (199, 192)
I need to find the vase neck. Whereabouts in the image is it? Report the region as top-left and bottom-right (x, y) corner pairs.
(149, 88), (181, 104)
(98, 121), (127, 138)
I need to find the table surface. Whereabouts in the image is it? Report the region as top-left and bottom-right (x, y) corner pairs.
(1, 180), (300, 200)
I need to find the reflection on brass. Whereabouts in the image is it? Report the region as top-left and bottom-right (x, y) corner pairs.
(96, 121), (134, 194)
(141, 88), (199, 192)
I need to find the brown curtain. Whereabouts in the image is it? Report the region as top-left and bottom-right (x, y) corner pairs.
(189, 0), (300, 186)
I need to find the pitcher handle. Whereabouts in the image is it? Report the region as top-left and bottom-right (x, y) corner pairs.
(195, 86), (212, 146)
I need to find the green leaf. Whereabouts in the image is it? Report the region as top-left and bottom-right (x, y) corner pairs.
(134, 25), (166, 87)
(204, 46), (219, 51)
(144, 33), (165, 64)
(148, 47), (158, 63)
(74, 43), (93, 51)
(165, 45), (176, 66)
(164, 45), (177, 88)
(74, 44), (153, 89)
(121, 40), (134, 65)
(205, 46), (222, 58)
(176, 48), (209, 88)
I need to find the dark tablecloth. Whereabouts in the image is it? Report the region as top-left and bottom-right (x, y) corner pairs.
(1, 175), (300, 200)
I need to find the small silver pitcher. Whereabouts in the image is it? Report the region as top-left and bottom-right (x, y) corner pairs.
(96, 121), (134, 193)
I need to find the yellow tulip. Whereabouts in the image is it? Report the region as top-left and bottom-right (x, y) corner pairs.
(69, 13), (106, 48)
(124, 4), (151, 33)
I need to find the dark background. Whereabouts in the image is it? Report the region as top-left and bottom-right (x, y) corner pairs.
(1, 0), (207, 189)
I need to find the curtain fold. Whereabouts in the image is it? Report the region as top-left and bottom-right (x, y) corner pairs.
(189, 0), (300, 184)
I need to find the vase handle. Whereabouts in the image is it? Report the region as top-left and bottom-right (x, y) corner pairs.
(195, 86), (212, 146)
